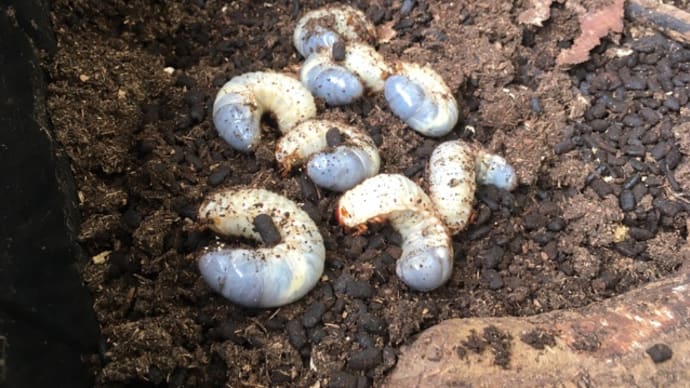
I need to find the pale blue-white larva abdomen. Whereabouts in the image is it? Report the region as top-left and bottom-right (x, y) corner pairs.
(475, 149), (519, 191)
(392, 210), (453, 291)
(293, 5), (376, 57)
(212, 72), (316, 152)
(198, 189), (325, 308)
(275, 119), (380, 191)
(301, 55), (364, 106)
(212, 93), (260, 151)
(307, 147), (373, 192)
(336, 174), (453, 291)
(300, 43), (390, 106)
(384, 62), (459, 137)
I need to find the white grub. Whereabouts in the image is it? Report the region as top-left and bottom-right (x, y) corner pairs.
(275, 119), (381, 192)
(427, 140), (519, 234)
(293, 5), (376, 58)
(337, 174), (453, 291)
(213, 72), (316, 151)
(427, 140), (477, 234)
(300, 42), (391, 105)
(384, 62), (459, 137)
(198, 189), (325, 308)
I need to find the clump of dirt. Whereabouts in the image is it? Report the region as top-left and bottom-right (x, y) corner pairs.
(44, 0), (689, 386)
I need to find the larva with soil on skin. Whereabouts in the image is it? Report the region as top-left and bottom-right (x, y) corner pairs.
(197, 189), (325, 308)
(300, 42), (391, 106)
(384, 62), (459, 137)
(275, 119), (381, 192)
(293, 5), (376, 58)
(337, 174), (453, 291)
(212, 71), (316, 152)
(426, 140), (518, 234)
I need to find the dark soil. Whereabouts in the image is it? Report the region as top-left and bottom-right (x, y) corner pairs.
(43, 0), (690, 386)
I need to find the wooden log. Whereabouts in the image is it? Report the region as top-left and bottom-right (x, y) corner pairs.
(627, 0), (690, 45)
(386, 264), (690, 387)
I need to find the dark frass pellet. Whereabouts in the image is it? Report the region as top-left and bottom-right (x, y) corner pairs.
(286, 319), (308, 349)
(347, 347), (383, 370)
(253, 214), (281, 246)
(619, 190), (636, 211)
(326, 126), (342, 147)
(332, 41), (346, 61)
(302, 301), (326, 328)
(646, 344), (672, 363)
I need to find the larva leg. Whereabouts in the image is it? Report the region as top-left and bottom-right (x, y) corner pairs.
(275, 119), (380, 192)
(197, 189), (325, 308)
(293, 5), (376, 58)
(213, 72), (316, 151)
(384, 62), (459, 137)
(337, 174), (453, 291)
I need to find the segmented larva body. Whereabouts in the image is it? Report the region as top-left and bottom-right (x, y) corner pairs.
(427, 140), (519, 234)
(293, 5), (376, 58)
(198, 189), (325, 308)
(300, 42), (391, 105)
(337, 174), (453, 291)
(427, 141), (477, 234)
(213, 72), (317, 151)
(275, 119), (381, 192)
(384, 62), (459, 137)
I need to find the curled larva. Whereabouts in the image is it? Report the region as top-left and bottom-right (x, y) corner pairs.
(197, 189), (325, 308)
(337, 174), (453, 291)
(275, 119), (381, 191)
(301, 42), (391, 106)
(213, 72), (317, 151)
(384, 62), (459, 137)
(427, 141), (519, 234)
(293, 5), (376, 58)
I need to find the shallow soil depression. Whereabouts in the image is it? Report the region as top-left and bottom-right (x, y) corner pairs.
(44, 0), (690, 386)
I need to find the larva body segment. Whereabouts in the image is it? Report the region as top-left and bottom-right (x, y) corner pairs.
(337, 174), (453, 291)
(293, 5), (376, 58)
(384, 62), (459, 137)
(213, 72), (317, 151)
(427, 140), (477, 234)
(300, 43), (391, 106)
(341, 43), (390, 92)
(275, 119), (380, 191)
(198, 189), (325, 308)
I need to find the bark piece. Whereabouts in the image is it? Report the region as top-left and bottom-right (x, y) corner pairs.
(626, 0), (690, 45)
(557, 0), (625, 66)
(386, 263), (690, 387)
